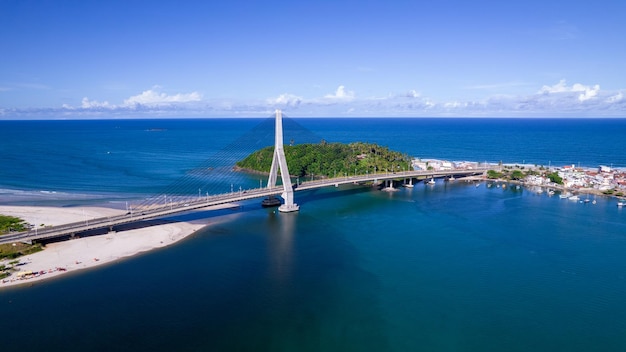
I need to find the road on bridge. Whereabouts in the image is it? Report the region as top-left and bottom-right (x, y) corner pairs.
(0, 168), (487, 245)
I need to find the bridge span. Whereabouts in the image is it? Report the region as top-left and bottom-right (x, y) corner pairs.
(1, 168), (486, 245)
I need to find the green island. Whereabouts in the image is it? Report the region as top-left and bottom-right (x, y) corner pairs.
(236, 141), (412, 178)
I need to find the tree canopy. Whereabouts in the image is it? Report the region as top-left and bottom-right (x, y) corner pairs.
(236, 141), (411, 178)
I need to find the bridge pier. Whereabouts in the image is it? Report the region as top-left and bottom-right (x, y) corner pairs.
(267, 110), (299, 213)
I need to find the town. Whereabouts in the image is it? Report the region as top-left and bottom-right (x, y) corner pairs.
(413, 158), (626, 199)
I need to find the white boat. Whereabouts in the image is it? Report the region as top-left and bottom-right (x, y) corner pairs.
(618, 202), (625, 207)
(568, 195), (580, 201)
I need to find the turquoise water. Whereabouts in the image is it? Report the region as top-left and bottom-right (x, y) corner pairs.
(1, 118), (626, 351)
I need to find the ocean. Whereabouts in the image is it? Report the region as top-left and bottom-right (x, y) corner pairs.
(1, 117), (626, 351)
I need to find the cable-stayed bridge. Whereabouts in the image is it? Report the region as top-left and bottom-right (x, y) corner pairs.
(1, 111), (487, 245)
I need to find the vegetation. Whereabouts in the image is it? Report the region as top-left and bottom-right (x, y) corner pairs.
(487, 170), (504, 179)
(0, 215), (29, 235)
(236, 141), (411, 179)
(547, 172), (563, 185)
(0, 242), (43, 260)
(510, 170), (525, 180)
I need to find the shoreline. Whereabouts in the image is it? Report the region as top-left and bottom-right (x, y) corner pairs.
(0, 204), (221, 289)
(463, 175), (625, 200)
(2, 170), (623, 289)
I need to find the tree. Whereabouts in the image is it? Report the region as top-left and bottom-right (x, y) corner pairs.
(487, 170), (503, 179)
(510, 170), (524, 180)
(547, 172), (563, 185)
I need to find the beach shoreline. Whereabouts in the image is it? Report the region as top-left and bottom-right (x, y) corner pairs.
(0, 204), (216, 289)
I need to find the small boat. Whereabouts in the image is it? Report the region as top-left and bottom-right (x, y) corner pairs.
(261, 196), (281, 207)
(618, 202), (625, 207)
(568, 195), (580, 201)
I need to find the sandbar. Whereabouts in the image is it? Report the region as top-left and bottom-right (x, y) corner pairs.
(0, 205), (215, 288)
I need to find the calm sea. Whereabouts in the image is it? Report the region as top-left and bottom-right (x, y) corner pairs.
(1, 117), (626, 351)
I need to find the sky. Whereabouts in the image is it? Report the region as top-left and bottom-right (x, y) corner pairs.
(1, 0), (625, 119)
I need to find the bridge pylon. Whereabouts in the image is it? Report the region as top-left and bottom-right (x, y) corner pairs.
(267, 109), (299, 212)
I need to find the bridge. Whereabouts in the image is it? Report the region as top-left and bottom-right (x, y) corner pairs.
(0, 111), (487, 245)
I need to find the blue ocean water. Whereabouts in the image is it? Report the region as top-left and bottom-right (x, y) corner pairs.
(1, 118), (626, 351)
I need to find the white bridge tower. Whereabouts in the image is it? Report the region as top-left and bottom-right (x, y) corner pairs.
(267, 109), (299, 212)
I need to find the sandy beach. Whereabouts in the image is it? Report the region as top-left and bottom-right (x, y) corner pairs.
(0, 205), (214, 288)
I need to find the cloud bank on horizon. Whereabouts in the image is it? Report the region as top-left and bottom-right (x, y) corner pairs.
(2, 80), (624, 118)
(1, 1), (625, 118)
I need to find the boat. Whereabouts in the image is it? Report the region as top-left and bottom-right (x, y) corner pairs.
(618, 202), (625, 207)
(261, 196), (281, 207)
(568, 195), (580, 201)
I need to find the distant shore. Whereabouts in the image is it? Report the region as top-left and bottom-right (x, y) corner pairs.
(0, 204), (220, 289)
(463, 174), (618, 199)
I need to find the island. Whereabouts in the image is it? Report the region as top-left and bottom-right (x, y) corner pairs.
(236, 141), (412, 178)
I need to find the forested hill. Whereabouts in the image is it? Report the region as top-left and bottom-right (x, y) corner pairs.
(236, 141), (411, 178)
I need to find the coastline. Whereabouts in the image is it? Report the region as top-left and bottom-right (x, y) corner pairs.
(0, 205), (214, 289)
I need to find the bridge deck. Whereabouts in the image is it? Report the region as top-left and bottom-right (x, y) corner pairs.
(0, 168), (487, 244)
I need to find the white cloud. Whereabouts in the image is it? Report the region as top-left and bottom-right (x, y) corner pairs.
(577, 85), (599, 102)
(606, 92), (623, 103)
(3, 80), (625, 119)
(123, 87), (202, 107)
(267, 93), (302, 107)
(81, 97), (112, 109)
(539, 79), (570, 94)
(324, 85), (355, 100)
(539, 79), (600, 102)
(406, 90), (421, 98)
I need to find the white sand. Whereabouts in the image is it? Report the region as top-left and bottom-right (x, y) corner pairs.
(0, 205), (214, 288)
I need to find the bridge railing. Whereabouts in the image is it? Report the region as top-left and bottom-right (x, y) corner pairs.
(0, 168), (488, 244)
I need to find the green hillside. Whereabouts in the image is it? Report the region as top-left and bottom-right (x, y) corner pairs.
(236, 141), (411, 178)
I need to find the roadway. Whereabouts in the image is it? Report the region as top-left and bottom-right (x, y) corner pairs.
(0, 168), (487, 244)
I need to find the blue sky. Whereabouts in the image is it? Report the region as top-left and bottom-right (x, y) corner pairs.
(1, 0), (625, 118)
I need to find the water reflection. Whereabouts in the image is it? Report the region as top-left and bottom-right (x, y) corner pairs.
(267, 210), (296, 284)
